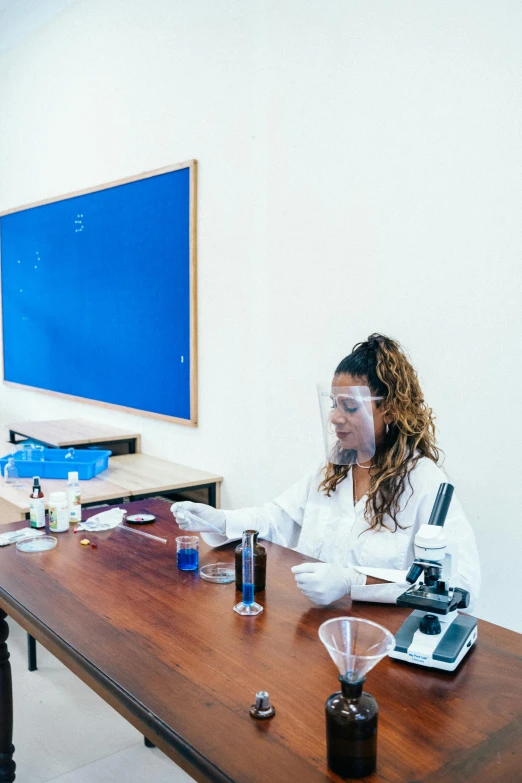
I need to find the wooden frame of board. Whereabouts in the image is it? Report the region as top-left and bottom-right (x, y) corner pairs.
(0, 160), (198, 426)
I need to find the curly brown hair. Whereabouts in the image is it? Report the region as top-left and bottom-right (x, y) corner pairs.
(319, 334), (440, 532)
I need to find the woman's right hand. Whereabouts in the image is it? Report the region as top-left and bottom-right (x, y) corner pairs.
(170, 502), (226, 534)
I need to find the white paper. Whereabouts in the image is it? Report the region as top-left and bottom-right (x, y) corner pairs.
(0, 528), (45, 546)
(77, 508), (126, 531)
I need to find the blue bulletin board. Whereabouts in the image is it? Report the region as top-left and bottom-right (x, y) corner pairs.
(0, 161), (197, 425)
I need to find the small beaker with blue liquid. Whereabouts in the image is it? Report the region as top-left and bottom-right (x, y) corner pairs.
(176, 535), (199, 571)
(233, 530), (263, 616)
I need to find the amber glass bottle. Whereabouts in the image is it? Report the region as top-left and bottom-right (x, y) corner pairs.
(325, 675), (378, 778)
(235, 530), (267, 592)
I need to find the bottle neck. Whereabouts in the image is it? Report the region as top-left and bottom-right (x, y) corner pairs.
(339, 674), (365, 699)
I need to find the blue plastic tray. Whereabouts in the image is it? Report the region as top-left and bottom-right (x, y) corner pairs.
(0, 448), (112, 480)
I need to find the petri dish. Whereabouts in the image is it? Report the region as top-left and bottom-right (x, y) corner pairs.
(16, 535), (58, 553)
(200, 562), (235, 584)
(126, 514), (156, 525)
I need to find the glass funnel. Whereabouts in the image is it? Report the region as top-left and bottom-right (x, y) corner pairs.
(319, 617), (394, 681)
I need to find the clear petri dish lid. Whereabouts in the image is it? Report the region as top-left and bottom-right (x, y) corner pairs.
(16, 535), (58, 552)
(199, 562), (235, 583)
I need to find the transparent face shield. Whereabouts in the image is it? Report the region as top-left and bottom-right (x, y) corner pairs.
(317, 385), (384, 466)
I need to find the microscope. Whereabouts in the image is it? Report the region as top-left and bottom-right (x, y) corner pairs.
(389, 483), (477, 671)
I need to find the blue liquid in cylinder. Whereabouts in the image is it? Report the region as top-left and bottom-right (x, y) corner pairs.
(177, 548), (199, 571)
(242, 583), (254, 605)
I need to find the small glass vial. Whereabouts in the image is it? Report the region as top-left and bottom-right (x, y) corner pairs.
(67, 471), (82, 523)
(235, 530), (267, 592)
(48, 491), (69, 532)
(4, 457), (21, 485)
(325, 675), (378, 778)
(29, 476), (45, 529)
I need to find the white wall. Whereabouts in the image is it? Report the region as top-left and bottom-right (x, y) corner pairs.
(0, 0), (520, 632)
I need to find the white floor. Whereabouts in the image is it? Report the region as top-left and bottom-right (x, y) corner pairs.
(6, 618), (195, 782)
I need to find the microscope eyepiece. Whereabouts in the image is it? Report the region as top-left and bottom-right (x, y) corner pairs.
(427, 483), (454, 528)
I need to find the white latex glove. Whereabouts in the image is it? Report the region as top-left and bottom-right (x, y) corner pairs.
(170, 502), (226, 534)
(291, 562), (367, 606)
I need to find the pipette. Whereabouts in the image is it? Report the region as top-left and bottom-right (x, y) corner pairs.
(116, 524), (167, 544)
(80, 516), (167, 544)
(174, 509), (224, 535)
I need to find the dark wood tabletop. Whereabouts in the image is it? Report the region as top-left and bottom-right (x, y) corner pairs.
(0, 498), (521, 783)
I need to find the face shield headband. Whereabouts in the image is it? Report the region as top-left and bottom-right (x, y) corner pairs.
(317, 385), (385, 466)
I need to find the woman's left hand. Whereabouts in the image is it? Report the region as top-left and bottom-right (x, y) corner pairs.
(291, 562), (366, 606)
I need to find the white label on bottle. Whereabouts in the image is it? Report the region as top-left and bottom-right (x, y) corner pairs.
(29, 497), (46, 528)
(68, 487), (82, 521)
(49, 503), (69, 532)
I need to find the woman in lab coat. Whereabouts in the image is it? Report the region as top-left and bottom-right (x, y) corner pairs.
(171, 334), (480, 610)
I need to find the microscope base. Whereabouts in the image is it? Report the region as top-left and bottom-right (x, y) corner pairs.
(389, 610), (477, 671)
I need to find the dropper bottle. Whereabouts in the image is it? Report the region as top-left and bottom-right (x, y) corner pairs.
(29, 477), (45, 529)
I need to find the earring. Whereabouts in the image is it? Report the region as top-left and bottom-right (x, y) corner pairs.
(386, 423), (389, 435)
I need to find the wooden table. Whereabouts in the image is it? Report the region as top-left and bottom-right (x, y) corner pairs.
(1, 457), (220, 674)
(0, 498), (520, 783)
(104, 453), (222, 507)
(7, 418), (141, 455)
(0, 472), (130, 523)
(0, 454), (222, 524)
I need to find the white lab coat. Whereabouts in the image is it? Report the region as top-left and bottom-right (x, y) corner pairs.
(203, 457), (481, 611)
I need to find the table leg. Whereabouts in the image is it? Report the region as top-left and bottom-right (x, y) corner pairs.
(207, 483), (217, 508)
(0, 611), (16, 783)
(27, 635), (37, 671)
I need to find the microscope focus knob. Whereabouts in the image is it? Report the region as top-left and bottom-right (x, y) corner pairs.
(456, 589), (470, 609)
(419, 614), (441, 635)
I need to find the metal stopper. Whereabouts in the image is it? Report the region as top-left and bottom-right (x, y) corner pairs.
(249, 690), (275, 719)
